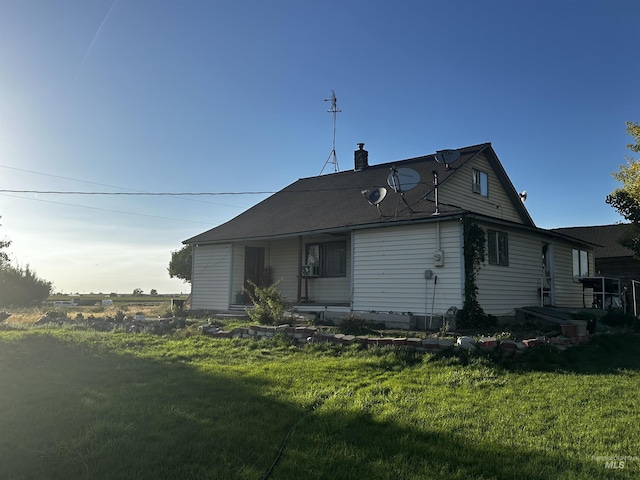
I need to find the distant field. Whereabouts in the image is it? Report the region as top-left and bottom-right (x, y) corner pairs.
(47, 294), (188, 305)
(5, 295), (189, 324)
(0, 325), (639, 479)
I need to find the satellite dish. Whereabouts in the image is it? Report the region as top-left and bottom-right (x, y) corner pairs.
(362, 187), (387, 205)
(519, 190), (527, 203)
(387, 167), (420, 193)
(435, 149), (461, 164)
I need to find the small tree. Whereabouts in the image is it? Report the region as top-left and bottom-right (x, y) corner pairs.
(245, 280), (288, 325)
(149, 289), (158, 296)
(133, 288), (143, 296)
(168, 245), (192, 283)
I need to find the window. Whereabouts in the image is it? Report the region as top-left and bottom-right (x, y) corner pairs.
(305, 241), (346, 277)
(472, 169), (488, 196)
(572, 249), (589, 280)
(487, 230), (508, 266)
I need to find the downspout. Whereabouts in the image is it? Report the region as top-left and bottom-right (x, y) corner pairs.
(459, 219), (465, 309)
(189, 244), (195, 308)
(228, 244), (235, 309)
(296, 236), (303, 303)
(350, 233), (355, 312)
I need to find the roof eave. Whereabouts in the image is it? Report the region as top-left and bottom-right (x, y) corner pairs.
(480, 144), (536, 228)
(185, 212), (467, 246)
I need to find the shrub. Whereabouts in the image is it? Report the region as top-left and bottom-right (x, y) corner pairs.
(456, 305), (497, 330)
(245, 280), (289, 325)
(171, 304), (185, 317)
(570, 311), (598, 322)
(338, 314), (368, 335)
(601, 310), (636, 328)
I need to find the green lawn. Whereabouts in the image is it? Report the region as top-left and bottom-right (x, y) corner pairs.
(0, 325), (638, 479)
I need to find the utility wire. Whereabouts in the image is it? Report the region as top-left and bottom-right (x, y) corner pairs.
(0, 190), (274, 195)
(0, 164), (148, 190)
(0, 193), (213, 225)
(0, 183), (436, 196)
(0, 165), (249, 207)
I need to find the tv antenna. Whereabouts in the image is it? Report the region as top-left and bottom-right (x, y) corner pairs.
(320, 90), (341, 174)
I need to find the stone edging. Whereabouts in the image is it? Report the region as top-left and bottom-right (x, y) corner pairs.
(201, 324), (592, 353)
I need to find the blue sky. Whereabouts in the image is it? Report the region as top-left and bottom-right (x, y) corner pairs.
(0, 0), (638, 294)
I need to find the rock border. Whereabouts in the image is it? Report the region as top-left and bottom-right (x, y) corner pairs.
(201, 324), (592, 354)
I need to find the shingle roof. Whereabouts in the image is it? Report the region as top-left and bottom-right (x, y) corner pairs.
(551, 224), (633, 258)
(185, 143), (533, 244)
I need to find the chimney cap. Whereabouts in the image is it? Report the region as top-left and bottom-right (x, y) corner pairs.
(357, 143), (365, 150)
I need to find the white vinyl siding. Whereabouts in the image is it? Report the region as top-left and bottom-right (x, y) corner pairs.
(475, 226), (543, 315)
(553, 242), (594, 307)
(438, 153), (523, 223)
(190, 244), (232, 310)
(267, 239), (303, 302)
(352, 222), (463, 315)
(474, 223), (594, 314)
(231, 244), (245, 300)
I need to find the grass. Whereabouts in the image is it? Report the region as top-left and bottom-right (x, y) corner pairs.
(0, 324), (639, 479)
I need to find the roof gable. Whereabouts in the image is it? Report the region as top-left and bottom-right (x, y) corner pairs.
(185, 143), (535, 244)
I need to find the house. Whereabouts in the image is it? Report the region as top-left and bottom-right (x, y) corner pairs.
(552, 224), (640, 313)
(184, 143), (595, 328)
(551, 224), (640, 282)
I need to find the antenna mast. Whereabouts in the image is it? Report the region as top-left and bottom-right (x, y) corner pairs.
(320, 90), (341, 174)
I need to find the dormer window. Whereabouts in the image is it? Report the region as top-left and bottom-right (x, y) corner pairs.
(472, 169), (488, 196)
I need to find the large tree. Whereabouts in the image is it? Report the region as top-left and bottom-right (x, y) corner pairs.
(168, 245), (192, 283)
(0, 218), (52, 307)
(0, 217), (10, 265)
(607, 121), (640, 256)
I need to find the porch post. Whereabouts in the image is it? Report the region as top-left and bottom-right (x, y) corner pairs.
(297, 235), (302, 302)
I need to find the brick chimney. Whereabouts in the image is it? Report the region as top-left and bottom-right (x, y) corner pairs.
(354, 143), (368, 170)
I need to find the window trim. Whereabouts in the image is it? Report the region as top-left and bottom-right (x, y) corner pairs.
(472, 169), (489, 197)
(304, 240), (347, 278)
(487, 230), (509, 266)
(572, 248), (589, 280)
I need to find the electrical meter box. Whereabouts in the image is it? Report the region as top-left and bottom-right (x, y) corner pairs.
(433, 250), (445, 267)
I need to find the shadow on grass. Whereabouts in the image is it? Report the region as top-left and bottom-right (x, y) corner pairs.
(0, 333), (301, 480)
(277, 411), (624, 480)
(500, 333), (640, 375)
(0, 331), (636, 480)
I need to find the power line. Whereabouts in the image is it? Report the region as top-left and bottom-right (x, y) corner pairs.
(0, 190), (275, 196)
(0, 164), (151, 190)
(0, 165), (251, 207)
(0, 193), (213, 225)
(0, 183), (435, 195)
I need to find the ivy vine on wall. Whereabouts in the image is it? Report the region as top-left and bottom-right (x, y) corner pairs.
(457, 217), (497, 328)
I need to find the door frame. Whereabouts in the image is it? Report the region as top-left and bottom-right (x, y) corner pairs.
(243, 246), (265, 304)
